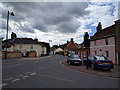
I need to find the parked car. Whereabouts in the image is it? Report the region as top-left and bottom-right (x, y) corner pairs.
(67, 54), (82, 66)
(83, 55), (114, 70)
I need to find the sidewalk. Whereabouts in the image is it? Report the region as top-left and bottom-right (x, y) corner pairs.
(62, 60), (119, 78)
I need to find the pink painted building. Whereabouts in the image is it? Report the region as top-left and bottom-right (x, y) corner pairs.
(90, 22), (116, 64)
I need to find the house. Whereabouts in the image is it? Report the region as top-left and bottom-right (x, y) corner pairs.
(54, 48), (63, 54)
(90, 22), (116, 64)
(76, 32), (90, 58)
(76, 43), (90, 59)
(2, 32), (50, 58)
(63, 38), (78, 55)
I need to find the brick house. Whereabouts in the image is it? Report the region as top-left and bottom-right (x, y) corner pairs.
(76, 43), (90, 58)
(90, 22), (116, 64)
(2, 32), (50, 58)
(76, 32), (90, 58)
(63, 38), (78, 55)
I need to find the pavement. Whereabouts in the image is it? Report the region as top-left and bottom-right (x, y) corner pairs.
(61, 59), (120, 79)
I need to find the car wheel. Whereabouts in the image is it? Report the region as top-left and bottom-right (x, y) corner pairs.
(91, 64), (95, 70)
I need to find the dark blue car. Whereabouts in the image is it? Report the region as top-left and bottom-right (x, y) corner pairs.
(83, 55), (114, 70)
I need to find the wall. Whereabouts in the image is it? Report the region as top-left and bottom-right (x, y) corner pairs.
(28, 51), (36, 57)
(115, 19), (120, 64)
(90, 37), (116, 63)
(2, 51), (22, 59)
(76, 48), (90, 59)
(4, 44), (43, 57)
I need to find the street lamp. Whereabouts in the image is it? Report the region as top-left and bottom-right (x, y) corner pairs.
(5, 11), (15, 59)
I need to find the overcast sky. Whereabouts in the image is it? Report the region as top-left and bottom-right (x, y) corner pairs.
(0, 0), (120, 46)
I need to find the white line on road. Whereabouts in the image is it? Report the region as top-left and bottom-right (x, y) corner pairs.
(11, 79), (20, 83)
(4, 77), (13, 81)
(0, 83), (7, 87)
(22, 75), (29, 78)
(30, 73), (36, 76)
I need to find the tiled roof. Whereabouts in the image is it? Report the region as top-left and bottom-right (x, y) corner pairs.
(2, 38), (49, 47)
(90, 24), (115, 41)
(3, 38), (38, 44)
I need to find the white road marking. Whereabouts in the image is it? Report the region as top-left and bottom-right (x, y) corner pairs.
(30, 73), (36, 76)
(11, 79), (20, 83)
(0, 83), (7, 87)
(22, 75), (29, 78)
(4, 77), (13, 81)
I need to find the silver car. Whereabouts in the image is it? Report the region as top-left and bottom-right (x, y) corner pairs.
(67, 54), (82, 66)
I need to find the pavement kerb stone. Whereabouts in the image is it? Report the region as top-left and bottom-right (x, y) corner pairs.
(61, 60), (119, 79)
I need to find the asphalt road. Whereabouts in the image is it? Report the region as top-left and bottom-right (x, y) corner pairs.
(1, 55), (118, 88)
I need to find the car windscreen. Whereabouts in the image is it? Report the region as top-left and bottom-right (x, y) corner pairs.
(70, 55), (79, 58)
(95, 56), (108, 60)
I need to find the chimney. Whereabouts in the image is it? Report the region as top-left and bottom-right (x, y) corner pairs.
(11, 32), (17, 40)
(97, 22), (102, 32)
(67, 40), (69, 44)
(34, 38), (38, 42)
(71, 38), (73, 42)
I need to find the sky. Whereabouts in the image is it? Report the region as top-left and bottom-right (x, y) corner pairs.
(0, 0), (120, 46)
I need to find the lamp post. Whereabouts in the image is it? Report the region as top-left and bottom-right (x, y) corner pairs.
(4, 11), (15, 59)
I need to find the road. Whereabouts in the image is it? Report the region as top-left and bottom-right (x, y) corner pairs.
(2, 55), (118, 88)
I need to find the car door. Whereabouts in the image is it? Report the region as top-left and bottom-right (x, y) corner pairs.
(89, 56), (94, 65)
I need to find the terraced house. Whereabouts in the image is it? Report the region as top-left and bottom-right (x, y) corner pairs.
(90, 20), (120, 64)
(2, 32), (50, 58)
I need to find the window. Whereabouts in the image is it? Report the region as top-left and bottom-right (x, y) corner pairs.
(94, 40), (96, 46)
(105, 38), (108, 45)
(30, 44), (33, 50)
(84, 52), (86, 57)
(105, 51), (109, 58)
(99, 49), (102, 56)
(19, 44), (22, 49)
(94, 51), (96, 55)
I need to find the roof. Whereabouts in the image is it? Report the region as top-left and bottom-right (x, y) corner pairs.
(64, 41), (78, 50)
(54, 48), (63, 52)
(2, 38), (49, 47)
(90, 24), (115, 41)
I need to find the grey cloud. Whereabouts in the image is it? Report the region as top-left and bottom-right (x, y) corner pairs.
(18, 23), (35, 33)
(2, 2), (89, 34)
(57, 18), (80, 33)
(1, 19), (6, 29)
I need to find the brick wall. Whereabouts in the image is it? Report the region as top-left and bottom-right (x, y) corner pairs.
(28, 51), (36, 57)
(2, 51), (22, 59)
